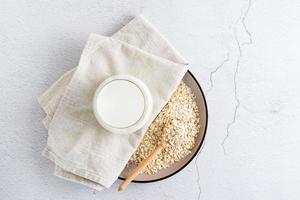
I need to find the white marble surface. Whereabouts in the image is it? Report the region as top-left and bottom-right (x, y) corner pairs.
(1, 0), (300, 199)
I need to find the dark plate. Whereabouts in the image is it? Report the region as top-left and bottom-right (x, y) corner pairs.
(119, 70), (208, 183)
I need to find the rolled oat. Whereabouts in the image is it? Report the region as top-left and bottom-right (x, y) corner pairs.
(128, 82), (200, 174)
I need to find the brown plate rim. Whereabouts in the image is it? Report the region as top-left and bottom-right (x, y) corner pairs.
(118, 70), (208, 183)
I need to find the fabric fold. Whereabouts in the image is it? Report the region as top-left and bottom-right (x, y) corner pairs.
(39, 15), (189, 190)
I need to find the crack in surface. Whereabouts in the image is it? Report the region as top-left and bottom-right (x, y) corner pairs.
(242, 0), (253, 45)
(206, 53), (230, 95)
(194, 142), (206, 200)
(222, 0), (253, 155)
(222, 31), (241, 155)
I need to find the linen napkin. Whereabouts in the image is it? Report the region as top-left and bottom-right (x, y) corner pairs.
(38, 16), (188, 190)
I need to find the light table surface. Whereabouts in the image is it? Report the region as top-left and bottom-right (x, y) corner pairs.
(1, 0), (300, 199)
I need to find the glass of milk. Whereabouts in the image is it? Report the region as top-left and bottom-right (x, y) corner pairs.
(93, 75), (152, 134)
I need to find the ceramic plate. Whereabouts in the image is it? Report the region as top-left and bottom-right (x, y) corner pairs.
(119, 70), (208, 182)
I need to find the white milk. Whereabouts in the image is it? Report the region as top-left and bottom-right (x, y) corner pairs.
(96, 80), (145, 128)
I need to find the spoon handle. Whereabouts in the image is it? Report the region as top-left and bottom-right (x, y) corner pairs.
(118, 140), (166, 191)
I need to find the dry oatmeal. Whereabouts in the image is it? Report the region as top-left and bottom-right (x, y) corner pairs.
(128, 81), (200, 174)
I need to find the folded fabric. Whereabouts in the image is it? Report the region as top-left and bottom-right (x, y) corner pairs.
(38, 16), (188, 190)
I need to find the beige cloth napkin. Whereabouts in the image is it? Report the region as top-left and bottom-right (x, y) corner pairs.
(38, 16), (188, 190)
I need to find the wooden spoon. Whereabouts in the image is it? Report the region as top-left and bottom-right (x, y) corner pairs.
(118, 140), (166, 191)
